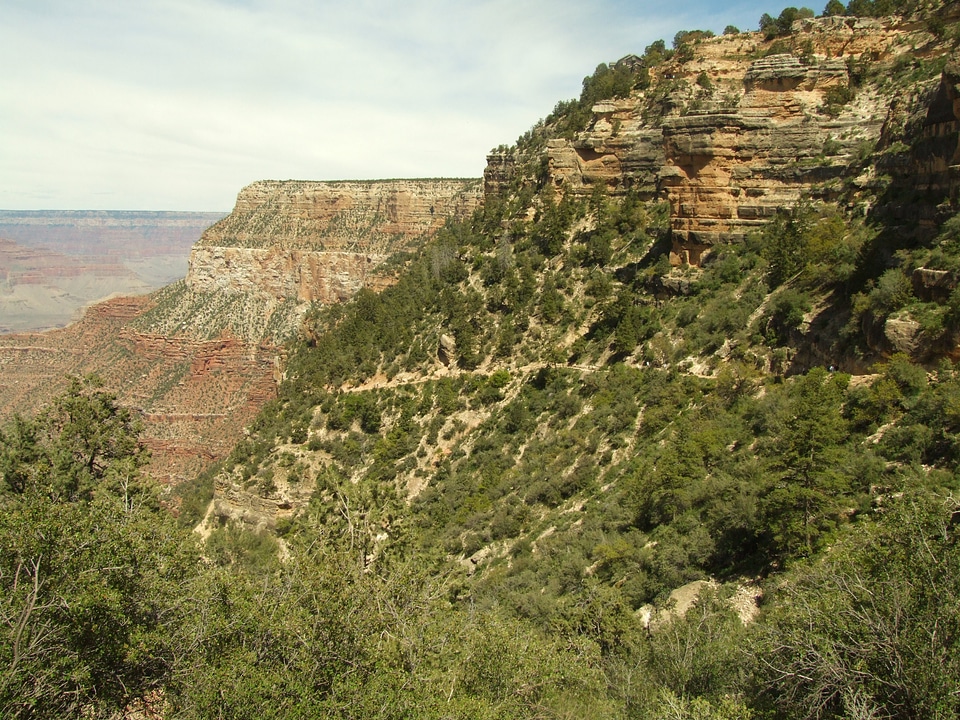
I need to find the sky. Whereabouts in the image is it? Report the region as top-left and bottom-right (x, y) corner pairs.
(1, 0), (787, 211)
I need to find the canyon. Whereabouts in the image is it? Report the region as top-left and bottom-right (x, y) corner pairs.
(2, 12), (958, 503)
(0, 180), (480, 487)
(0, 210), (226, 333)
(204, 13), (960, 534)
(6, 5), (960, 715)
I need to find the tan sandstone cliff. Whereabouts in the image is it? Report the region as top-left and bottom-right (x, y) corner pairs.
(126, 179), (481, 344)
(485, 13), (958, 266)
(187, 179), (481, 303)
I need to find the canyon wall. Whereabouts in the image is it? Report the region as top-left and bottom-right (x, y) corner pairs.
(184, 179), (482, 306)
(0, 179), (481, 487)
(485, 14), (957, 265)
(0, 211), (226, 332)
(0, 296), (278, 486)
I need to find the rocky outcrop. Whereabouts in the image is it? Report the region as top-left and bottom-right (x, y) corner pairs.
(185, 248), (383, 305)
(913, 267), (957, 302)
(203, 469), (315, 532)
(203, 179), (480, 251)
(483, 16), (942, 266)
(163, 179), (482, 342)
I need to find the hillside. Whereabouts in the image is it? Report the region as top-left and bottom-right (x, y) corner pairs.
(183, 3), (960, 716)
(3, 2), (960, 718)
(200, 5), (960, 538)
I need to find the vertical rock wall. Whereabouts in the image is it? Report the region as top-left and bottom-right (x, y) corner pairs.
(482, 15), (940, 265)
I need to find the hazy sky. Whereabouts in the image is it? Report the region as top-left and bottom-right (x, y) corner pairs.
(1, 0), (786, 210)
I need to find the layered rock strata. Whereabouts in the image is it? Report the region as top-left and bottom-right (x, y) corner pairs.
(485, 15), (940, 265)
(0, 296), (279, 485)
(186, 179), (482, 306)
(127, 179), (480, 344)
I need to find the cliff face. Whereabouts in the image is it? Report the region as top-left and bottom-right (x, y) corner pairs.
(127, 179), (481, 344)
(0, 296), (279, 486)
(184, 179), (481, 308)
(485, 14), (955, 266)
(659, 50), (860, 263)
(200, 179), (481, 250)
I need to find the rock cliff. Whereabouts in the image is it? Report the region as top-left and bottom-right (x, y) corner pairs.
(484, 13), (957, 266)
(155, 179), (482, 342)
(202, 14), (960, 534)
(0, 296), (278, 485)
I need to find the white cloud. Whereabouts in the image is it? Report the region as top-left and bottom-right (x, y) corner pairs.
(0, 0), (782, 209)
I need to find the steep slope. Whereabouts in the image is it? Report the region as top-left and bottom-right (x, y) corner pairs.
(488, 11), (958, 265)
(5, 3), (960, 718)
(194, 0), (960, 634)
(0, 296), (276, 486)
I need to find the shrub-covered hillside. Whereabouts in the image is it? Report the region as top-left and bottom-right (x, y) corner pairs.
(4, 1), (960, 718)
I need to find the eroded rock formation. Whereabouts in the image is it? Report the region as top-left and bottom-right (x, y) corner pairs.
(186, 179), (481, 307)
(0, 296), (279, 485)
(484, 15), (949, 266)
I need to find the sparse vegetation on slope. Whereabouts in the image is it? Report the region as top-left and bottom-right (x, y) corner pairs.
(4, 3), (960, 718)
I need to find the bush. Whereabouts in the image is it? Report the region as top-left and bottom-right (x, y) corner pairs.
(821, 84), (855, 116)
(756, 494), (960, 719)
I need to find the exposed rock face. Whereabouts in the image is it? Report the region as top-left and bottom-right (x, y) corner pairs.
(484, 16), (937, 266)
(913, 267), (957, 302)
(878, 61), (960, 231)
(883, 313), (926, 358)
(185, 248), (382, 305)
(185, 179), (481, 307)
(139, 179), (482, 344)
(438, 333), (457, 367)
(0, 296), (278, 485)
(661, 53), (858, 262)
(204, 179), (480, 250)
(204, 467), (315, 533)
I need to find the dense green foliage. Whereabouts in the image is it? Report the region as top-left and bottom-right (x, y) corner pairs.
(4, 378), (959, 717)
(759, 7), (815, 39)
(0, 378), (194, 717)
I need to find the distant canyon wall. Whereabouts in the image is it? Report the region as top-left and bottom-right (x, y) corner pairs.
(0, 296), (277, 486)
(183, 179), (482, 308)
(0, 211), (226, 333)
